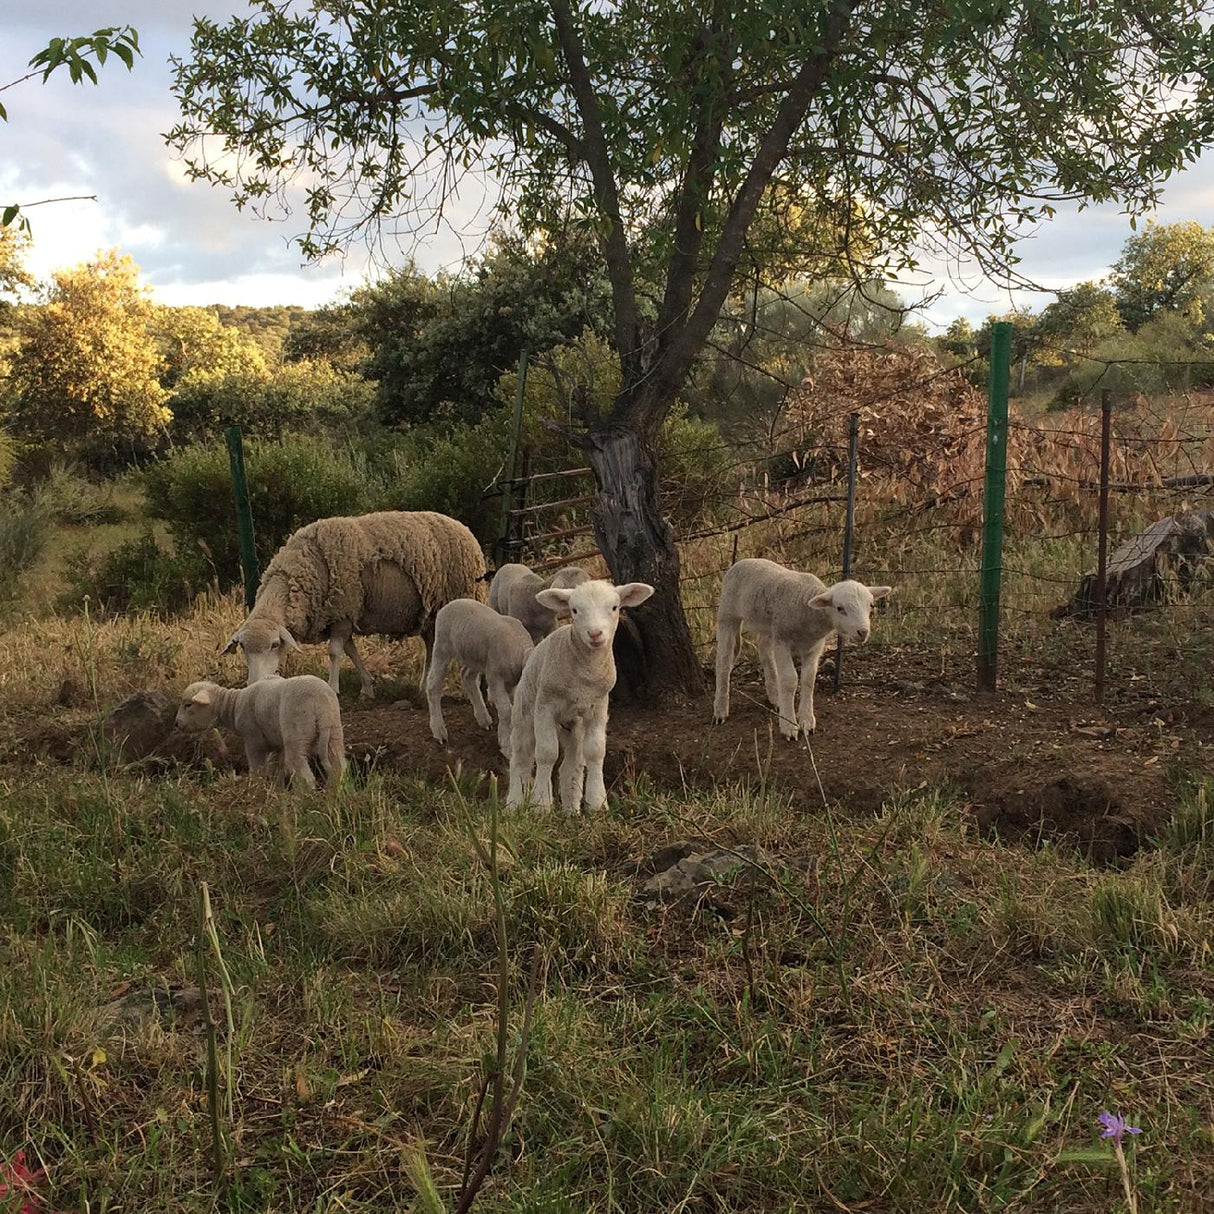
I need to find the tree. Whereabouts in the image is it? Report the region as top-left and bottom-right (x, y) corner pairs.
(1109, 220), (1214, 332)
(1035, 282), (1123, 358)
(1, 27), (140, 231)
(169, 0), (1214, 699)
(151, 305), (268, 389)
(8, 249), (170, 451)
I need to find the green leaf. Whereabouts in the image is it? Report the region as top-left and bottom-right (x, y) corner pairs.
(2, 204), (20, 227)
(1055, 1148), (1116, 1168)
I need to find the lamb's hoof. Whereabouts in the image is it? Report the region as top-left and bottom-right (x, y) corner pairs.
(799, 722), (817, 737)
(712, 712), (728, 725)
(430, 730), (448, 747)
(359, 685), (376, 703)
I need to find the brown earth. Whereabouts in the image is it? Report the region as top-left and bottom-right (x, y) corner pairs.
(342, 641), (1212, 865)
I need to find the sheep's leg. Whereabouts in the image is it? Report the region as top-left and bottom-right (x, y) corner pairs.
(559, 719), (585, 813)
(531, 707), (560, 809)
(487, 676), (514, 757)
(326, 630), (347, 695)
(582, 701), (609, 812)
(461, 667), (493, 731)
(756, 634), (779, 707)
(772, 644), (799, 740)
(425, 637), (452, 745)
(797, 639), (827, 736)
(506, 712), (534, 808)
(342, 636), (376, 701)
(713, 615), (742, 723)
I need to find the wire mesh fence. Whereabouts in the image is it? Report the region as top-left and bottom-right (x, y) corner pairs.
(488, 339), (1214, 704)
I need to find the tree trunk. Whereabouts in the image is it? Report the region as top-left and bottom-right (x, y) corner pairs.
(583, 423), (706, 704)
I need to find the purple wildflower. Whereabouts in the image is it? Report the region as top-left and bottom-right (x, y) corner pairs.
(1098, 1112), (1142, 1142)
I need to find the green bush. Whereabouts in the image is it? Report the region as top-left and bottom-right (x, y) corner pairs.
(0, 491), (49, 601)
(144, 437), (371, 589)
(36, 462), (127, 526)
(59, 527), (203, 615)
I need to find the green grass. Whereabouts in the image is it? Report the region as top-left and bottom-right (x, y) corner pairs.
(1, 762), (1212, 1211)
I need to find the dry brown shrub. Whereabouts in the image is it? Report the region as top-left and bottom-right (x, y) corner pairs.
(778, 347), (1214, 539)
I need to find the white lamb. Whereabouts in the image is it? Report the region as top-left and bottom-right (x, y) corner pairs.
(507, 578), (654, 813)
(713, 558), (891, 739)
(223, 511), (485, 699)
(488, 562), (590, 644)
(176, 674), (345, 789)
(426, 598), (534, 755)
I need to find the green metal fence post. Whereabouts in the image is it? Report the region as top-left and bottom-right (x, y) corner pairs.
(495, 349), (529, 568)
(224, 425), (259, 611)
(977, 321), (1012, 693)
(834, 411), (860, 692)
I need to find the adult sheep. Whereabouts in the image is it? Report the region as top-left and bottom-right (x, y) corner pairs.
(223, 510), (485, 699)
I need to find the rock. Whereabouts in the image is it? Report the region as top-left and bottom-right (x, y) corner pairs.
(638, 844), (771, 908)
(941, 689), (971, 703)
(102, 689), (176, 760)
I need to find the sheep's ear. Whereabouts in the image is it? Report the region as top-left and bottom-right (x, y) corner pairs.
(615, 582), (654, 609)
(869, 585), (893, 601)
(278, 627), (300, 652)
(809, 591), (834, 610)
(191, 689), (212, 706)
(220, 630), (243, 656)
(536, 588), (574, 613)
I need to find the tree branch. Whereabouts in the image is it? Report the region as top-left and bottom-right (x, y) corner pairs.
(624, 0), (856, 431)
(549, 0), (641, 394)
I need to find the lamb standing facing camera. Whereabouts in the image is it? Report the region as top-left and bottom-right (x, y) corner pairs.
(426, 598), (534, 755)
(176, 674), (345, 789)
(713, 558), (891, 739)
(507, 578), (654, 813)
(488, 562), (590, 643)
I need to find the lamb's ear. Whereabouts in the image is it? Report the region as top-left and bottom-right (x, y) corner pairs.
(615, 582), (654, 609)
(869, 586), (893, 602)
(191, 689), (212, 706)
(278, 627), (300, 652)
(220, 629), (244, 655)
(535, 588), (574, 613)
(809, 591), (834, 610)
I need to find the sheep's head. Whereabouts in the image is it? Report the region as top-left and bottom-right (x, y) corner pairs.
(547, 566), (590, 591)
(176, 681), (220, 733)
(536, 579), (654, 652)
(809, 579), (892, 644)
(221, 620), (299, 684)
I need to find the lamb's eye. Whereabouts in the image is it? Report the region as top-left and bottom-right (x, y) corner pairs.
(572, 608), (579, 616)
(612, 605), (619, 612)
(837, 605), (845, 614)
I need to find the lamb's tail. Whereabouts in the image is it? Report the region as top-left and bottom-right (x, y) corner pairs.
(319, 718), (347, 793)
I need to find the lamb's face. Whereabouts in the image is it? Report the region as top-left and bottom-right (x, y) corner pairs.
(809, 579), (892, 644)
(536, 579), (655, 652)
(176, 682), (219, 733)
(222, 620), (299, 685)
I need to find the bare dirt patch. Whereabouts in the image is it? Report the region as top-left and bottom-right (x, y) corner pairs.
(342, 641), (1210, 863)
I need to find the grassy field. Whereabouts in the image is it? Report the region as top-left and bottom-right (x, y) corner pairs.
(2, 429), (1213, 1211)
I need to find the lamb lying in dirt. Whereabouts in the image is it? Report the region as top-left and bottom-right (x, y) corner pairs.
(426, 598), (534, 755)
(713, 558), (891, 739)
(507, 578), (654, 813)
(176, 674), (345, 789)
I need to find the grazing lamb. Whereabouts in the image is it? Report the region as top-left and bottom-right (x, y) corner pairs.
(175, 674), (345, 789)
(713, 558), (891, 739)
(426, 598), (534, 755)
(488, 562), (590, 644)
(507, 578), (654, 813)
(222, 511), (485, 699)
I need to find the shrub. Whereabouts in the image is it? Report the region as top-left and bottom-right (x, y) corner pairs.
(59, 527), (203, 615)
(0, 490), (49, 601)
(144, 436), (371, 589)
(36, 462), (126, 526)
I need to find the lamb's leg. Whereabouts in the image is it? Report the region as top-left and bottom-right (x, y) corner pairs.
(283, 749), (317, 789)
(461, 668), (493, 731)
(244, 737), (273, 782)
(713, 615), (742, 723)
(797, 638), (827, 736)
(418, 619), (436, 689)
(425, 635), (452, 744)
(582, 701), (609, 812)
(559, 719), (585, 813)
(772, 644), (799, 740)
(531, 706), (560, 809)
(506, 710), (534, 808)
(487, 676), (514, 757)
(756, 634), (779, 707)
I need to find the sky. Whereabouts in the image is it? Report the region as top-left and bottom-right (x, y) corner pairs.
(5, 2), (1214, 331)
